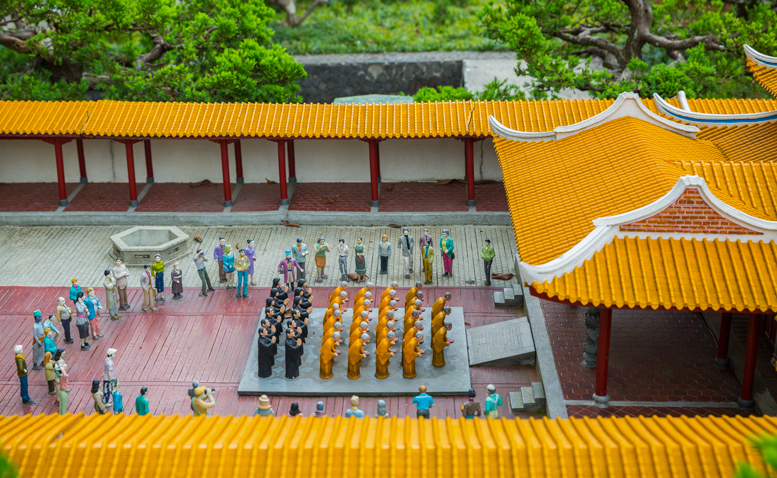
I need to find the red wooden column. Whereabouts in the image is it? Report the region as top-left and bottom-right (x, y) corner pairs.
(375, 139), (381, 183)
(76, 139), (87, 184)
(593, 308), (612, 407)
(143, 140), (154, 184)
(287, 140), (297, 183)
(234, 140), (244, 184)
(53, 139), (69, 206)
(117, 140), (141, 207)
(220, 141), (233, 207)
(738, 313), (760, 408)
(277, 140), (289, 205)
(368, 140), (380, 207)
(715, 312), (733, 368)
(465, 138), (475, 207)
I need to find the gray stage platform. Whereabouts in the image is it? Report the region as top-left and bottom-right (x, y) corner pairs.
(238, 307), (470, 396)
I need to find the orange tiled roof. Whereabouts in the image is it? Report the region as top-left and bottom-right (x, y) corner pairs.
(747, 58), (777, 97)
(532, 237), (777, 312)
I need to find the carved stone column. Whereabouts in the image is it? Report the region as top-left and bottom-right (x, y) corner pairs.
(583, 309), (600, 368)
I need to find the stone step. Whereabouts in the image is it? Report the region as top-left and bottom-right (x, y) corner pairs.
(509, 383), (546, 413)
(521, 387), (537, 412)
(504, 287), (515, 301)
(496, 286), (523, 308)
(513, 284), (525, 307)
(493, 290), (505, 307)
(509, 391), (523, 413)
(531, 382), (546, 408)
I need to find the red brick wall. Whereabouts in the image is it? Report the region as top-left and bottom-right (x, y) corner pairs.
(620, 189), (762, 235)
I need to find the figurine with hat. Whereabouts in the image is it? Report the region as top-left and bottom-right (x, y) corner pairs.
(256, 395), (274, 417)
(32, 310), (45, 370)
(277, 249), (303, 291)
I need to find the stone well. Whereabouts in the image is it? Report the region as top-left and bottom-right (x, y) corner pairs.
(109, 226), (190, 266)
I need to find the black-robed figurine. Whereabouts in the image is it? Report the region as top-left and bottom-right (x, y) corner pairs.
(258, 328), (276, 378)
(284, 327), (302, 379)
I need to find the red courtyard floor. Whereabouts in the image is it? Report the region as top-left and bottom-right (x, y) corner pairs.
(65, 183), (141, 212)
(0, 183), (78, 212)
(231, 183), (283, 212)
(288, 182), (372, 212)
(134, 183), (234, 213)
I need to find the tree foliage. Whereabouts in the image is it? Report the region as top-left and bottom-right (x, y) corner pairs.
(413, 78), (526, 102)
(479, 0), (777, 99)
(0, 0), (307, 102)
(735, 433), (777, 478)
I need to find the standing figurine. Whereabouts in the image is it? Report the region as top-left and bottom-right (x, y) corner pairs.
(484, 384), (503, 419)
(378, 235), (392, 274)
(461, 389), (481, 418)
(380, 281), (399, 303)
(397, 227), (415, 279)
(379, 301), (398, 325)
(69, 278), (83, 306)
(44, 328), (57, 356)
(375, 400), (389, 419)
(92, 380), (107, 415)
(55, 356), (69, 414)
(223, 245), (236, 289)
(135, 387), (150, 416)
(44, 352), (57, 396)
(103, 269), (120, 320)
(75, 292), (91, 350)
(278, 250), (303, 291)
(349, 320), (370, 345)
(112, 380), (124, 414)
(292, 238), (309, 281)
(314, 401), (326, 417)
(289, 402), (302, 417)
(344, 395), (365, 418)
(354, 282), (373, 304)
(440, 230), (455, 277)
(313, 237), (330, 283)
(140, 265), (157, 312)
(257, 327), (276, 379)
(405, 282), (423, 309)
(235, 249), (251, 299)
(412, 386), (434, 419)
(377, 319), (397, 345)
(285, 327), (303, 379)
(246, 239), (258, 286)
(112, 258), (130, 310)
(151, 254), (166, 302)
(329, 281), (349, 304)
(432, 322), (454, 367)
(374, 332), (396, 379)
(56, 297), (74, 344)
(421, 242), (434, 284)
(337, 239), (349, 281)
(402, 332), (425, 379)
(379, 289), (397, 311)
(170, 263), (183, 300)
(347, 333), (370, 379)
(354, 238), (367, 282)
(214, 237), (228, 283)
(85, 287), (103, 340)
(432, 292), (452, 319)
(193, 249), (216, 297)
(103, 348), (117, 404)
(257, 395), (274, 417)
(32, 310), (45, 370)
(192, 386), (216, 417)
(419, 228), (433, 273)
(319, 331), (341, 379)
(42, 313), (60, 342)
(432, 306), (452, 338)
(14, 345), (35, 405)
(323, 321), (344, 346)
(481, 239), (495, 286)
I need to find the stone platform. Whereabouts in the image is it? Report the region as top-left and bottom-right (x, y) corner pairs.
(238, 307), (470, 396)
(467, 317), (535, 366)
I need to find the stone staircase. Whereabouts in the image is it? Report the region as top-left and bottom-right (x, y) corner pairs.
(494, 283), (524, 308)
(509, 382), (546, 413)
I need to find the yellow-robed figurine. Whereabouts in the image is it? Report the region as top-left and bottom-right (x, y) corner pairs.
(431, 292), (451, 319)
(432, 322), (454, 367)
(375, 332), (396, 379)
(320, 332), (341, 379)
(347, 333), (370, 379)
(432, 306), (451, 338)
(402, 332), (425, 379)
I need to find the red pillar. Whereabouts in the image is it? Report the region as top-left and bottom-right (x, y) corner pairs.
(715, 312), (733, 368)
(738, 314), (760, 408)
(234, 140), (244, 184)
(54, 139), (68, 206)
(277, 141), (289, 205)
(593, 308), (612, 406)
(465, 138), (475, 207)
(375, 140), (381, 183)
(76, 139), (87, 184)
(220, 141), (233, 207)
(369, 140), (379, 207)
(122, 141), (139, 207)
(143, 140), (154, 184)
(287, 140), (297, 183)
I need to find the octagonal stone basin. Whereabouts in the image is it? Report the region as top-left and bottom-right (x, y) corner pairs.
(109, 226), (190, 266)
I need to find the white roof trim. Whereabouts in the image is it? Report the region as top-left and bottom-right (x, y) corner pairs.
(488, 92), (698, 142)
(653, 93), (777, 127)
(744, 44), (777, 68)
(519, 175), (777, 286)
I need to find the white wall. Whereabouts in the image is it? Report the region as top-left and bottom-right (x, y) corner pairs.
(0, 137), (502, 183)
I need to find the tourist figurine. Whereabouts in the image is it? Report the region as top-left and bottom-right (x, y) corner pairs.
(481, 239), (495, 286)
(323, 321), (344, 346)
(350, 320), (370, 345)
(151, 254), (166, 302)
(378, 235), (392, 274)
(56, 297), (74, 344)
(288, 402), (302, 417)
(461, 389), (481, 418)
(419, 228), (433, 273)
(44, 352), (56, 396)
(313, 237), (330, 283)
(397, 227), (415, 279)
(193, 249), (216, 297)
(285, 328), (303, 379)
(192, 386), (216, 417)
(112, 258), (131, 310)
(412, 386), (434, 419)
(292, 238), (309, 281)
(85, 287), (104, 340)
(32, 310), (45, 370)
(214, 237), (228, 283)
(374, 332), (396, 379)
(135, 387), (150, 415)
(69, 278), (83, 306)
(235, 249), (251, 299)
(379, 289), (397, 311)
(376, 399), (389, 419)
(440, 230), (455, 277)
(354, 237), (367, 282)
(55, 357), (69, 415)
(432, 322), (454, 367)
(42, 312), (60, 342)
(246, 239), (258, 286)
(92, 380), (107, 415)
(99, 271), (117, 322)
(319, 331), (341, 379)
(432, 306), (452, 338)
(484, 384), (503, 419)
(377, 320), (397, 345)
(75, 292), (91, 350)
(112, 380), (124, 414)
(337, 239), (349, 281)
(140, 265), (157, 312)
(345, 395), (365, 418)
(44, 328), (57, 356)
(171, 263), (183, 300)
(314, 401), (326, 417)
(103, 348), (117, 404)
(402, 332), (425, 379)
(404, 309), (421, 335)
(278, 250), (303, 291)
(223, 245), (236, 289)
(14, 345), (35, 405)
(432, 292), (451, 319)
(257, 395), (274, 417)
(421, 242), (434, 284)
(329, 281), (349, 304)
(405, 282), (423, 309)
(258, 327), (277, 379)
(347, 333), (370, 379)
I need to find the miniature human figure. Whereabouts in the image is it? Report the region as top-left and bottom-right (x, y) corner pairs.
(404, 309), (422, 335)
(56, 297), (74, 344)
(432, 306), (452, 338)
(313, 237), (330, 283)
(101, 270), (120, 321)
(112, 258), (131, 310)
(330, 291), (348, 312)
(314, 401), (326, 417)
(103, 348), (117, 404)
(377, 320), (397, 345)
(32, 310), (45, 369)
(246, 239), (258, 286)
(292, 238), (309, 281)
(344, 395), (365, 418)
(92, 379), (107, 415)
(55, 358), (69, 414)
(380, 281), (399, 303)
(354, 282), (373, 303)
(140, 265), (157, 312)
(432, 292), (451, 319)
(337, 239), (349, 281)
(350, 320), (370, 345)
(481, 239), (495, 286)
(69, 278), (83, 306)
(379, 289), (397, 311)
(352, 302), (372, 328)
(74, 293), (91, 350)
(42, 313), (59, 342)
(112, 380), (124, 414)
(404, 300), (424, 329)
(379, 301), (398, 324)
(329, 281), (349, 304)
(405, 282), (423, 309)
(378, 235), (392, 274)
(323, 322), (344, 347)
(135, 387), (150, 416)
(320, 331), (341, 379)
(14, 345), (35, 405)
(374, 331), (396, 380)
(258, 327), (277, 379)
(278, 250), (303, 291)
(192, 386), (216, 417)
(323, 308), (342, 334)
(412, 386), (434, 419)
(171, 263), (183, 299)
(403, 321), (423, 353)
(85, 287), (103, 340)
(420, 242), (434, 284)
(354, 237), (367, 282)
(151, 254), (166, 302)
(461, 388), (481, 418)
(289, 402), (302, 417)
(402, 332), (425, 379)
(257, 395), (274, 417)
(44, 352), (57, 396)
(235, 249), (251, 299)
(432, 322), (454, 367)
(440, 230), (455, 277)
(484, 384), (503, 419)
(214, 237), (228, 283)
(375, 400), (389, 419)
(376, 309), (392, 340)
(193, 249), (216, 297)
(285, 327), (303, 379)
(43, 328), (57, 356)
(347, 333), (370, 379)
(419, 228), (433, 273)
(397, 227), (415, 279)
(223, 245), (236, 289)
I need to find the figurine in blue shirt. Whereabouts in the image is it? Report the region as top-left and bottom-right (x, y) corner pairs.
(135, 387), (150, 416)
(112, 381), (124, 414)
(344, 395), (365, 418)
(412, 386), (434, 419)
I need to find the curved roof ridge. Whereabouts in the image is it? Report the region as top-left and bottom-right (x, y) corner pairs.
(744, 44), (777, 67)
(653, 93), (777, 126)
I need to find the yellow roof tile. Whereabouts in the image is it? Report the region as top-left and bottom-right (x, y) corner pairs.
(747, 58), (777, 98)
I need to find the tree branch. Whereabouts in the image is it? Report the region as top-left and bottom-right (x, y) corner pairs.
(642, 32), (725, 51)
(0, 31), (32, 54)
(135, 34), (180, 70)
(277, 0), (329, 28)
(554, 28), (622, 57)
